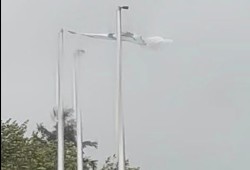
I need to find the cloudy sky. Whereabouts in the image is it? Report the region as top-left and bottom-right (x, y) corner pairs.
(2, 0), (250, 169)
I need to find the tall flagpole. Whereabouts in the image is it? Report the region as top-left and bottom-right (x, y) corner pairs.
(57, 29), (65, 170)
(116, 6), (128, 170)
(73, 50), (85, 170)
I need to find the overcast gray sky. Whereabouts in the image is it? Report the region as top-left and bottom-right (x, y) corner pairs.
(2, 0), (250, 169)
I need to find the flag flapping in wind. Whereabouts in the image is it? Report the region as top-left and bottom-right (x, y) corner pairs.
(67, 30), (173, 47)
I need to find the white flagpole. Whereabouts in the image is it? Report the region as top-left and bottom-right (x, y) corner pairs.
(57, 29), (65, 170)
(73, 50), (84, 170)
(116, 6), (128, 170)
(58, 12), (171, 170)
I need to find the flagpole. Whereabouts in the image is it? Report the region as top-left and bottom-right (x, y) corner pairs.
(61, 13), (170, 170)
(73, 50), (85, 170)
(116, 6), (128, 170)
(57, 29), (65, 170)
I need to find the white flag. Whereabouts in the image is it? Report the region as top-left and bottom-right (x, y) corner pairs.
(68, 30), (173, 46)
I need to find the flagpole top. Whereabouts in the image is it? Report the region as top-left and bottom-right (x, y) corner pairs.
(119, 6), (129, 10)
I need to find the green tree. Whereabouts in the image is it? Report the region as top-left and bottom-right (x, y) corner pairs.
(101, 155), (140, 170)
(1, 119), (96, 170)
(1, 119), (30, 169)
(1, 119), (57, 169)
(37, 108), (97, 147)
(37, 108), (98, 169)
(1, 118), (140, 170)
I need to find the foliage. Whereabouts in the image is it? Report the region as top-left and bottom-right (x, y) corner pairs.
(37, 108), (97, 149)
(1, 118), (96, 170)
(101, 155), (140, 170)
(1, 116), (140, 170)
(1, 119), (31, 170)
(37, 108), (76, 143)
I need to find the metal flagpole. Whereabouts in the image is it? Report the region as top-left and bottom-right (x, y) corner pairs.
(116, 6), (128, 170)
(73, 50), (85, 170)
(57, 29), (65, 170)
(60, 13), (171, 170)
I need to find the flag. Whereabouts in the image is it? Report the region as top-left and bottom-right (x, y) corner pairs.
(67, 30), (173, 46)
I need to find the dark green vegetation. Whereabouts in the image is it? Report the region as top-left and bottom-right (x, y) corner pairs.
(1, 110), (140, 170)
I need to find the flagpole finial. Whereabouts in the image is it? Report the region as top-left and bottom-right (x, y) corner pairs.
(119, 6), (129, 10)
